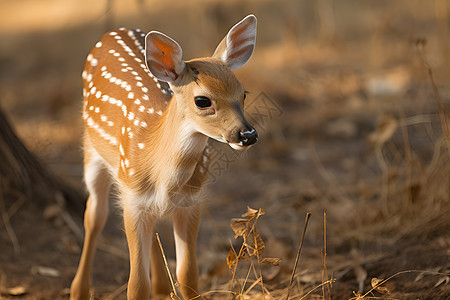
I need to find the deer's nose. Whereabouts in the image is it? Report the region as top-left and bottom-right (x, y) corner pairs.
(239, 128), (258, 146)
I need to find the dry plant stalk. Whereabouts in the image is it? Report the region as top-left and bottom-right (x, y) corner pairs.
(285, 212), (311, 300)
(227, 207), (281, 299)
(155, 233), (180, 300)
(416, 39), (450, 155)
(322, 212), (331, 299)
(350, 269), (450, 299)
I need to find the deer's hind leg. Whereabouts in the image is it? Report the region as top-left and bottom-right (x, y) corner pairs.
(70, 146), (112, 300)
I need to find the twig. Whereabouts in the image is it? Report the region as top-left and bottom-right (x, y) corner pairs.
(240, 261), (254, 296)
(200, 290), (235, 298)
(55, 192), (84, 240)
(398, 109), (413, 207)
(299, 279), (336, 300)
(375, 147), (390, 216)
(0, 186), (20, 255)
(285, 212), (311, 300)
(244, 277), (272, 298)
(322, 212), (331, 299)
(229, 237), (246, 299)
(227, 242), (240, 297)
(417, 40), (450, 156)
(349, 269), (450, 299)
(243, 276), (261, 296)
(155, 232), (179, 299)
(97, 241), (129, 261)
(229, 208), (265, 299)
(0, 195), (24, 231)
(416, 39), (450, 199)
(103, 282), (127, 300)
(254, 233), (266, 298)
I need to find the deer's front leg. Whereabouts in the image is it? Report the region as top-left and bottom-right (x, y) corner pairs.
(123, 209), (154, 299)
(173, 206), (201, 299)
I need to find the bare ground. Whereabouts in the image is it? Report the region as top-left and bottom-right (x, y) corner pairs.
(0, 0), (449, 299)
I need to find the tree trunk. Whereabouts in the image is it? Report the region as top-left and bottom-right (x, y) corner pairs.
(0, 106), (84, 218)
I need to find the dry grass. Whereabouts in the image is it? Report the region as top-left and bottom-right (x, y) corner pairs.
(0, 0), (449, 299)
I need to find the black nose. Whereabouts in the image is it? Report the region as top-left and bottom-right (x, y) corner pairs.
(239, 129), (258, 146)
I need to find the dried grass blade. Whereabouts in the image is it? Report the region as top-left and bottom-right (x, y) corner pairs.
(285, 212), (311, 300)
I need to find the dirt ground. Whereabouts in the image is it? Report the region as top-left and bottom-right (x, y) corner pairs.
(0, 0), (449, 299)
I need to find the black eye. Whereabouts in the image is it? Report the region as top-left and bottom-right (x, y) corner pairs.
(243, 93), (247, 100)
(194, 96), (212, 108)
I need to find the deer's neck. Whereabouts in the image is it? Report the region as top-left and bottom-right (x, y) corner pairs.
(130, 96), (208, 198)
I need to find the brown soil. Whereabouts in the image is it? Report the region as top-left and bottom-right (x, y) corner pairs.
(0, 0), (449, 299)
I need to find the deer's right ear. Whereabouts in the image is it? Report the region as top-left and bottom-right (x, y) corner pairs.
(213, 15), (257, 70)
(145, 31), (185, 82)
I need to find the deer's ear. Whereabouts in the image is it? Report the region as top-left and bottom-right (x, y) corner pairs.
(145, 31), (185, 82)
(212, 15), (257, 70)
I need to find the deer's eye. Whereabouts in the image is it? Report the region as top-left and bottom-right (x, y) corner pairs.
(194, 96), (212, 108)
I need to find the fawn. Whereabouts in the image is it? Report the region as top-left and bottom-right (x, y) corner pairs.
(70, 15), (258, 299)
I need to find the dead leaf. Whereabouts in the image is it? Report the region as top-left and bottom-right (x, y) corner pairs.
(371, 277), (390, 294)
(226, 249), (237, 270)
(354, 265), (367, 293)
(368, 115), (398, 147)
(242, 207), (264, 220)
(61, 236), (80, 254)
(414, 266), (441, 282)
(230, 218), (248, 238)
(246, 233), (265, 257)
(254, 233), (265, 257)
(434, 276), (449, 288)
(262, 265), (281, 281)
(43, 204), (61, 221)
(261, 257), (281, 266)
(31, 266), (61, 277)
(0, 286), (27, 296)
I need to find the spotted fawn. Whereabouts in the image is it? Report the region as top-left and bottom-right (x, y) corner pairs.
(70, 15), (258, 299)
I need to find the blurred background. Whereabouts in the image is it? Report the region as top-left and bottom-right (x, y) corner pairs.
(0, 0), (449, 299)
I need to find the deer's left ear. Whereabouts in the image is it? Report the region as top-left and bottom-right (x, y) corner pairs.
(145, 31), (186, 82)
(212, 14), (257, 70)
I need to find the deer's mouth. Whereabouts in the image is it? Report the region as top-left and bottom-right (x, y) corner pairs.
(228, 142), (251, 151)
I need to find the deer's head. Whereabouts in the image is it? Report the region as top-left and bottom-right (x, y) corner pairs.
(145, 15), (258, 150)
